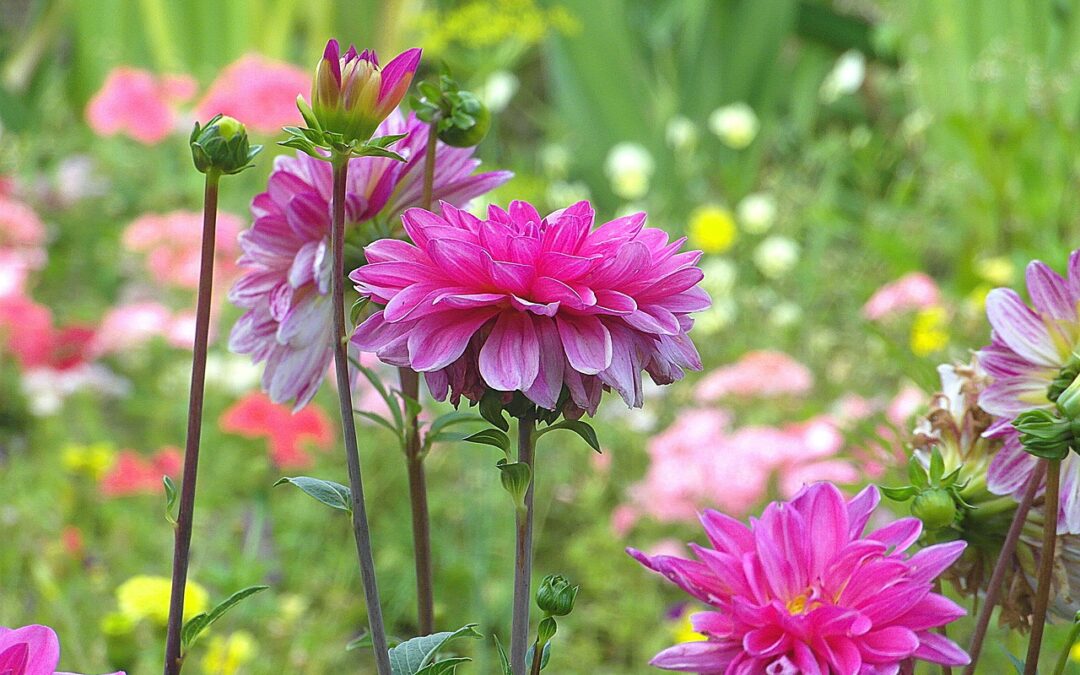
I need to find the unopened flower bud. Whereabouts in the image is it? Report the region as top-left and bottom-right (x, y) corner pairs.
(911, 488), (957, 531)
(190, 115), (261, 175)
(1013, 408), (1077, 460)
(537, 574), (579, 617)
(1055, 371), (1080, 417)
(312, 40), (421, 145)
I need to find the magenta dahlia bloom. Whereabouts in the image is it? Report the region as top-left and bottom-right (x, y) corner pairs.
(0, 624), (123, 675)
(629, 482), (969, 674)
(978, 250), (1080, 532)
(350, 200), (709, 414)
(228, 110), (511, 409)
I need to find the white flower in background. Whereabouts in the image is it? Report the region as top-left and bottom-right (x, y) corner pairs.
(546, 180), (591, 207)
(736, 192), (777, 234)
(754, 235), (800, 279)
(540, 144), (571, 179)
(22, 365), (129, 416)
(700, 257), (738, 298)
(665, 115), (698, 152)
(901, 108), (933, 141)
(604, 142), (655, 199)
(694, 298), (737, 335)
(477, 70), (519, 112)
(769, 301), (803, 328)
(204, 353), (263, 396)
(820, 50), (866, 103)
(708, 102), (759, 149)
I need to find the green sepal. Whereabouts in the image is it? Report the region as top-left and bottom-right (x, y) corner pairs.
(274, 476), (352, 512)
(497, 459), (532, 512)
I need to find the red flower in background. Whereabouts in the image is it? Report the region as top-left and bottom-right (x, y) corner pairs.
(220, 392), (333, 468)
(0, 296), (95, 371)
(100, 448), (183, 497)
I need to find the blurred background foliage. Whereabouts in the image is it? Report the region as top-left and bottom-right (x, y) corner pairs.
(3, 0), (1080, 672)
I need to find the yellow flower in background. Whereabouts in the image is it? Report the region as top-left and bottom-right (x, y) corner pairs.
(201, 631), (256, 675)
(688, 205), (737, 254)
(62, 442), (115, 480)
(117, 575), (208, 625)
(670, 606), (706, 643)
(910, 306), (949, 356)
(976, 256), (1016, 285)
(414, 0), (579, 54)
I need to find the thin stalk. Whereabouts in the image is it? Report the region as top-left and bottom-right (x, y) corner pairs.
(397, 118), (440, 635)
(1052, 615), (1080, 675)
(964, 460), (1047, 675)
(400, 368), (434, 635)
(1024, 457), (1062, 675)
(331, 154), (391, 675)
(163, 170), (220, 675)
(511, 413), (537, 675)
(529, 639), (544, 675)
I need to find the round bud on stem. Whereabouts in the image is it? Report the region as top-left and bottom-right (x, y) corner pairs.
(536, 574), (579, 617)
(911, 487), (958, 531)
(190, 115), (261, 175)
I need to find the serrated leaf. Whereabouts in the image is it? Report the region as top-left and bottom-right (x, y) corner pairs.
(181, 585), (268, 652)
(463, 428), (510, 454)
(493, 636), (511, 675)
(388, 624), (482, 675)
(163, 475), (178, 525)
(537, 420), (601, 452)
(274, 476), (352, 512)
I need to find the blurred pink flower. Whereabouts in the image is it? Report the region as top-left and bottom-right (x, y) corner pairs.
(92, 302), (172, 356)
(85, 67), (195, 144)
(694, 349), (813, 402)
(195, 54), (309, 135)
(0, 623), (123, 675)
(122, 210), (243, 290)
(352, 200), (709, 415)
(886, 383), (926, 425)
(100, 448), (182, 497)
(220, 392), (334, 468)
(862, 271), (941, 321)
(629, 483), (970, 673)
(0, 195), (47, 296)
(0, 295), (95, 371)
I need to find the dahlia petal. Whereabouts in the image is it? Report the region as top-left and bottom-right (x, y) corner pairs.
(288, 240), (321, 287)
(383, 282), (443, 322)
(743, 626), (791, 657)
(428, 239), (492, 284)
(891, 592), (966, 631)
(1058, 453), (1080, 534)
(649, 641), (739, 672)
(905, 541), (967, 584)
(599, 322), (645, 406)
(858, 626), (919, 663)
(538, 251), (598, 280)
(590, 240), (650, 287)
(911, 632), (970, 666)
(593, 289), (638, 314)
(847, 485), (881, 538)
(557, 314), (613, 375)
(522, 318), (564, 410)
(541, 212), (591, 254)
(985, 288), (1061, 367)
(377, 48), (422, 104)
(866, 517), (922, 553)
(978, 376), (1051, 417)
(819, 636), (861, 675)
(0, 625), (60, 675)
(625, 305), (681, 335)
(1068, 249), (1080, 299)
(699, 509), (755, 556)
(408, 308), (498, 371)
(285, 191), (331, 240)
(627, 548), (720, 604)
(987, 433), (1038, 496)
(362, 238), (427, 265)
(665, 286), (713, 313)
(484, 256), (533, 295)
(690, 611), (735, 638)
(479, 311), (540, 392)
(1026, 260), (1076, 321)
(977, 341), (1036, 378)
(401, 207), (451, 249)
(792, 482), (849, 577)
(533, 276), (586, 308)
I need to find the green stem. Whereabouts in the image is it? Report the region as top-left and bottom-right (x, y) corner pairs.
(331, 154), (391, 675)
(163, 170), (219, 675)
(1052, 616), (1080, 675)
(510, 413), (537, 675)
(1024, 457), (1061, 675)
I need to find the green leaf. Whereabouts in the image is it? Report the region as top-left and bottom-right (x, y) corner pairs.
(908, 458), (929, 489)
(415, 658), (471, 675)
(396, 390), (422, 420)
(525, 642), (551, 672)
(163, 475), (178, 525)
(274, 476), (352, 512)
(350, 297), (370, 327)
(353, 146), (407, 161)
(479, 390), (509, 431)
(354, 410), (400, 435)
(366, 132), (408, 149)
(497, 459), (532, 512)
(463, 428), (511, 454)
(349, 358), (404, 433)
(180, 585), (268, 652)
(493, 636), (512, 675)
(879, 485), (918, 502)
(388, 624), (482, 675)
(929, 448), (945, 482)
(426, 412), (483, 439)
(1004, 650), (1025, 674)
(537, 420), (601, 452)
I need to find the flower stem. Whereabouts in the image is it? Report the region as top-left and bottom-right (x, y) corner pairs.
(331, 154), (391, 675)
(399, 367), (434, 635)
(529, 638), (544, 675)
(963, 460), (1047, 675)
(511, 413), (537, 675)
(1024, 457), (1061, 675)
(1052, 615), (1080, 675)
(163, 170), (219, 675)
(422, 118), (438, 209)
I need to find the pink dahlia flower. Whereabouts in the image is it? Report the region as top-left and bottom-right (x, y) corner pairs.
(978, 251), (1080, 532)
(0, 624), (123, 675)
(122, 210), (243, 290)
(350, 200), (710, 413)
(629, 482), (969, 674)
(195, 54), (309, 135)
(85, 67), (195, 144)
(228, 110), (511, 409)
(862, 272), (941, 321)
(695, 350), (813, 402)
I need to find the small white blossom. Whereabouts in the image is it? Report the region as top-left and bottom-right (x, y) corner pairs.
(708, 103), (759, 149)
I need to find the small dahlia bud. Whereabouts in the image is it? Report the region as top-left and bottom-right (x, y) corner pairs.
(189, 115), (261, 175)
(911, 488), (957, 531)
(312, 39), (421, 145)
(536, 574), (579, 617)
(1013, 408), (1077, 460)
(1055, 371), (1080, 417)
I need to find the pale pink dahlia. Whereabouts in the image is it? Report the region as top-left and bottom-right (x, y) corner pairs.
(629, 482), (969, 674)
(978, 251), (1080, 532)
(350, 200), (709, 413)
(228, 110), (510, 409)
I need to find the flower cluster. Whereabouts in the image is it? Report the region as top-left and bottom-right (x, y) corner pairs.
(630, 482), (970, 673)
(351, 200), (709, 414)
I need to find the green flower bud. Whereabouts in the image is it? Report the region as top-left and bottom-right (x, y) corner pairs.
(536, 574), (579, 617)
(1056, 372), (1080, 418)
(438, 95), (491, 148)
(1013, 408), (1077, 460)
(497, 459), (531, 513)
(1048, 356), (1080, 403)
(190, 115), (261, 175)
(911, 488), (957, 531)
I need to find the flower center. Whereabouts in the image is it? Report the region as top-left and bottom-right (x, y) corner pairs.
(785, 588), (823, 615)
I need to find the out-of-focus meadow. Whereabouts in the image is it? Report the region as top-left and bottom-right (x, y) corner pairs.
(2, 0), (1080, 671)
